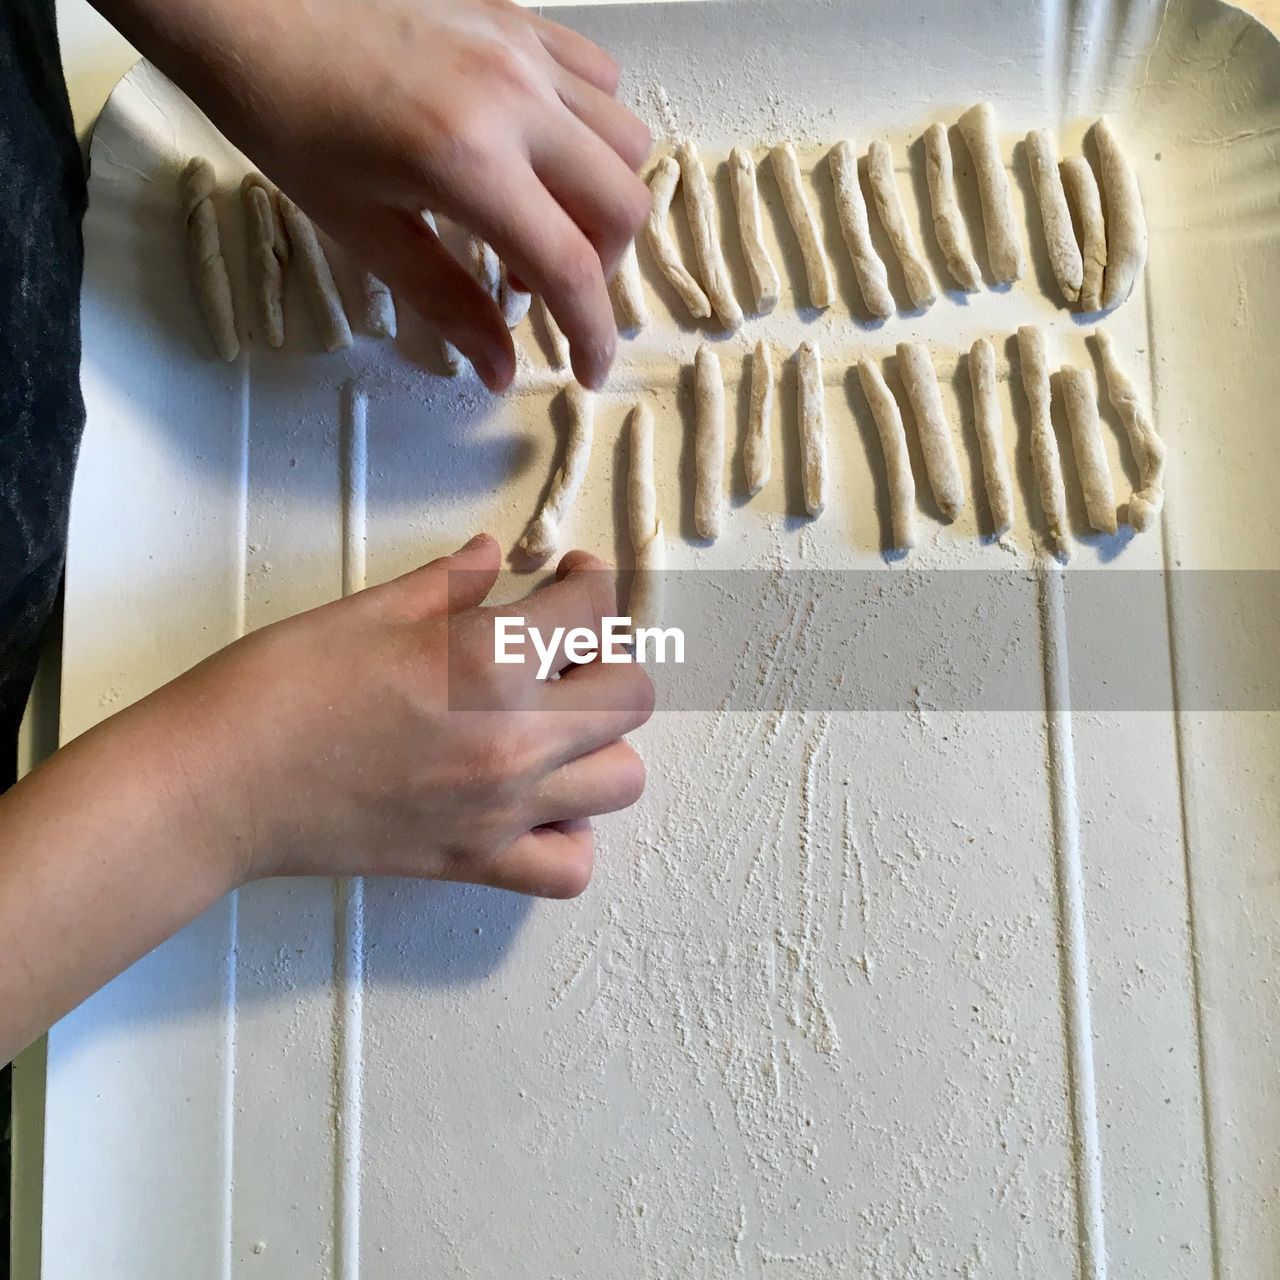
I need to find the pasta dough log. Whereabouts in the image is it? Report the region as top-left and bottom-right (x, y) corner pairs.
(1016, 325), (1070, 559)
(645, 157), (712, 320)
(609, 240), (649, 332)
(519, 384), (594, 561)
(770, 142), (835, 309)
(895, 342), (964, 521)
(745, 340), (774, 496)
(829, 141), (894, 319)
(241, 173), (286, 349)
(677, 142), (744, 329)
(922, 123), (982, 293)
(627, 401), (665, 632)
(957, 102), (1024, 284)
(1062, 158), (1107, 312)
(1025, 129), (1083, 305)
(277, 191), (353, 352)
(1093, 117), (1148, 310)
(694, 344), (726, 540)
(1093, 329), (1165, 530)
(499, 265), (532, 328)
(796, 341), (828, 517)
(181, 158), (239, 362)
(422, 211), (466, 374)
(867, 140), (937, 310)
(468, 236), (501, 300)
(1060, 364), (1117, 534)
(857, 360), (916, 551)
(729, 147), (780, 314)
(537, 295), (571, 371)
(968, 338), (1014, 537)
(361, 273), (397, 339)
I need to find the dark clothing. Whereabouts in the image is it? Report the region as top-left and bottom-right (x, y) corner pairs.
(0, 0), (87, 785)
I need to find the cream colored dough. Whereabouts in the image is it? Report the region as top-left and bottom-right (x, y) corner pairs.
(1025, 129), (1083, 305)
(895, 342), (963, 521)
(627, 401), (665, 632)
(241, 173), (287, 350)
(796, 341), (828, 517)
(277, 189), (352, 352)
(678, 142), (744, 329)
(644, 156), (712, 321)
(1093, 328), (1165, 530)
(968, 337), (1014, 536)
(694, 343), (726, 540)
(828, 140), (894, 319)
(857, 359), (916, 551)
(1094, 117), (1148, 310)
(1061, 157), (1107, 313)
(745, 339), (774, 496)
(1060, 364), (1117, 534)
(866, 140), (936, 310)
(957, 102), (1024, 284)
(770, 141), (834, 309)
(1016, 325), (1070, 559)
(181, 158), (239, 362)
(729, 147), (780, 315)
(519, 383), (594, 561)
(922, 123), (981, 293)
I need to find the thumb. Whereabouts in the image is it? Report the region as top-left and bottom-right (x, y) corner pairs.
(386, 532), (501, 617)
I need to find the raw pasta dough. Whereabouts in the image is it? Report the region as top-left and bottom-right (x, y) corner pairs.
(1062, 157), (1107, 313)
(499, 266), (532, 328)
(537, 295), (571, 371)
(968, 337), (1014, 536)
(857, 359), (916, 551)
(829, 141), (894, 319)
(609, 241), (649, 332)
(645, 156), (712, 320)
(277, 190), (352, 352)
(745, 339), (774, 496)
(957, 102), (1024, 284)
(694, 343), (726, 540)
(922, 123), (981, 292)
(1060, 364), (1117, 534)
(896, 341), (963, 521)
(181, 158), (239, 362)
(1094, 329), (1165, 530)
(1093, 117), (1148, 310)
(361, 273), (397, 339)
(1025, 129), (1083, 305)
(627, 401), (665, 632)
(770, 142), (835, 309)
(519, 384), (594, 560)
(1016, 325), (1070, 559)
(867, 140), (936, 310)
(796, 340), (828, 517)
(729, 147), (780, 314)
(241, 173), (287, 350)
(678, 142), (744, 329)
(422, 211), (466, 374)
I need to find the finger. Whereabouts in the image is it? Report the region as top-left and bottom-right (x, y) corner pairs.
(531, 110), (652, 280)
(535, 740), (647, 826)
(379, 532), (500, 616)
(531, 16), (620, 93)
(514, 558), (619, 666)
(437, 158), (617, 388)
(554, 70), (651, 171)
(357, 208), (515, 390)
(480, 820), (595, 898)
(542, 660), (656, 758)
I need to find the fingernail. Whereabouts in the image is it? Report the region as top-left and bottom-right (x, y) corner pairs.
(457, 532), (490, 553)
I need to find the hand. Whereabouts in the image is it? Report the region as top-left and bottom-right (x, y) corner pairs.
(168, 534), (653, 897)
(101, 0), (653, 389)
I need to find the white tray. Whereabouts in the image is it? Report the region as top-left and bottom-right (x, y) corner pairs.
(39, 1), (1280, 1276)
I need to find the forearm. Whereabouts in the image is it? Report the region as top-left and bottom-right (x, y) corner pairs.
(0, 702), (240, 1063)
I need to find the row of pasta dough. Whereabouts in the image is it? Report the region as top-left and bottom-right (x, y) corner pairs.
(644, 109), (1146, 325)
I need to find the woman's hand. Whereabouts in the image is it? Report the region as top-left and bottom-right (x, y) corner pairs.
(96, 0), (653, 389)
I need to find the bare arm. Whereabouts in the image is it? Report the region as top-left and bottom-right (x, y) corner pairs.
(0, 537), (652, 1063)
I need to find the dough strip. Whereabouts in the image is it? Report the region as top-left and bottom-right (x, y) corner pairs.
(644, 156), (712, 320)
(277, 190), (352, 352)
(857, 359), (916, 551)
(1094, 329), (1165, 530)
(1061, 364), (1117, 534)
(627, 401), (665, 631)
(922, 123), (981, 293)
(896, 341), (963, 521)
(241, 173), (286, 350)
(1026, 129), (1083, 305)
(968, 337), (1014, 536)
(1093, 117), (1148, 310)
(694, 343), (726, 540)
(867, 140), (936, 310)
(1016, 325), (1070, 558)
(609, 240), (649, 332)
(770, 142), (834, 309)
(1061, 157), (1107, 313)
(796, 340), (828, 517)
(678, 142), (744, 329)
(181, 158), (239, 362)
(828, 141), (894, 319)
(729, 147), (780, 314)
(745, 339), (774, 496)
(957, 102), (1024, 284)
(518, 383), (594, 560)
(361, 273), (397, 339)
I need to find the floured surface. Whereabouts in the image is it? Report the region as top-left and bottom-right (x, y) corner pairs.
(41, 1), (1280, 1277)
